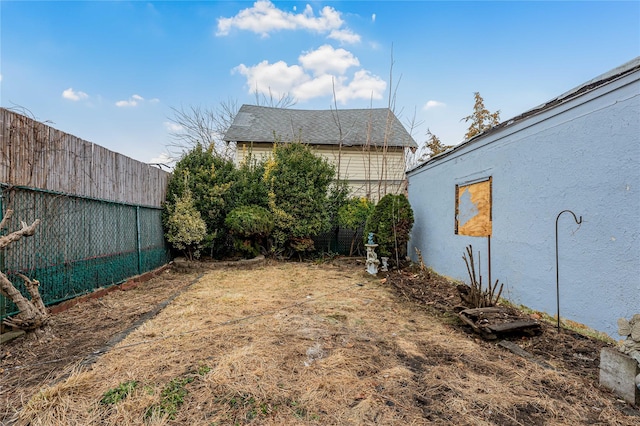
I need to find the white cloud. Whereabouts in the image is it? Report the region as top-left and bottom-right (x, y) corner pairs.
(234, 45), (386, 104)
(234, 60), (310, 98)
(333, 69), (386, 103)
(423, 100), (446, 110)
(292, 74), (336, 100)
(328, 29), (361, 44)
(299, 44), (359, 76)
(371, 14), (376, 23)
(62, 87), (89, 101)
(115, 94), (149, 107)
(217, 0), (359, 43)
(116, 99), (138, 107)
(163, 121), (183, 132)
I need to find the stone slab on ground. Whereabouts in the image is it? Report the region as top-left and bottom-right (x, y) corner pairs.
(600, 347), (640, 406)
(0, 330), (25, 345)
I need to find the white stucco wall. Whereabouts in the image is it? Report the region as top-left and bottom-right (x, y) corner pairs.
(407, 69), (640, 337)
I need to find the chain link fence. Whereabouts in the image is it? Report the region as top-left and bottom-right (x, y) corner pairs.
(314, 227), (365, 256)
(0, 185), (170, 322)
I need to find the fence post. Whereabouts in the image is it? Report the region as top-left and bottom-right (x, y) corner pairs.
(136, 206), (142, 275)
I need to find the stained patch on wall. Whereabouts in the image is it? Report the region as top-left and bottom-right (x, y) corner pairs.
(455, 177), (492, 236)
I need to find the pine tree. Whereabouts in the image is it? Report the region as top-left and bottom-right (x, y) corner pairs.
(462, 92), (500, 140)
(417, 129), (452, 163)
(426, 129), (452, 158)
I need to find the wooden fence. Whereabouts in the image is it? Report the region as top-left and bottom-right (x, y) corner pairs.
(0, 108), (169, 207)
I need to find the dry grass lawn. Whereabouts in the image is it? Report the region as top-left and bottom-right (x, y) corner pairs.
(13, 261), (639, 425)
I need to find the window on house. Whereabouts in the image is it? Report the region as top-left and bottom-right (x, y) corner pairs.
(455, 177), (492, 237)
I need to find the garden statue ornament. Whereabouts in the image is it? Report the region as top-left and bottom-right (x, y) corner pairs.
(367, 232), (375, 245)
(380, 257), (389, 272)
(365, 233), (379, 275)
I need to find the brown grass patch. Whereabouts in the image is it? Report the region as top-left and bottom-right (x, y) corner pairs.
(7, 261), (640, 425)
(1, 268), (198, 422)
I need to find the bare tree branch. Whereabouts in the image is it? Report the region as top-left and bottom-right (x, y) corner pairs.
(167, 102), (238, 159)
(0, 208), (14, 230)
(0, 218), (40, 249)
(402, 107), (424, 170)
(17, 273), (47, 313)
(0, 218), (49, 330)
(167, 94), (296, 160)
(253, 86), (297, 109)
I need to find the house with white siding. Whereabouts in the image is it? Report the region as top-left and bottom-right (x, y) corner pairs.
(223, 105), (418, 202)
(407, 57), (640, 337)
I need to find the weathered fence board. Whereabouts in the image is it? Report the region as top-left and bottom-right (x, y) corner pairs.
(0, 108), (169, 206)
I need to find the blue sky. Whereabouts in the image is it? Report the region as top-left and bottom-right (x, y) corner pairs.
(1, 1), (639, 165)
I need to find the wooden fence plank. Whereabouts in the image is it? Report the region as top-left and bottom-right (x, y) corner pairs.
(0, 108), (169, 206)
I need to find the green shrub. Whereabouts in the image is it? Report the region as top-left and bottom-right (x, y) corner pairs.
(264, 142), (335, 257)
(163, 142), (341, 260)
(364, 194), (414, 263)
(338, 197), (374, 256)
(326, 180), (350, 229)
(164, 187), (207, 260)
(225, 205), (273, 237)
(164, 144), (236, 257)
(225, 205), (273, 257)
(231, 150), (269, 210)
(338, 197), (374, 230)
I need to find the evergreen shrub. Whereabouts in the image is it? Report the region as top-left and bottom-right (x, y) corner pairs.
(364, 194), (414, 263)
(225, 205), (274, 257)
(264, 142), (335, 257)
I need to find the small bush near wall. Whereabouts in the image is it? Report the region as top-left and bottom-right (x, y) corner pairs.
(338, 197), (374, 256)
(164, 187), (207, 260)
(364, 194), (414, 264)
(163, 144), (237, 257)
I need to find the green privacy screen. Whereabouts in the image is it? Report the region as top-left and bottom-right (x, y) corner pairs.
(0, 185), (170, 320)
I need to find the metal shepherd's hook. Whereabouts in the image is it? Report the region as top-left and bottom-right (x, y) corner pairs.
(555, 209), (582, 332)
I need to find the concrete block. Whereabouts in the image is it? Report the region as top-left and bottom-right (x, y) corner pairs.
(600, 347), (640, 406)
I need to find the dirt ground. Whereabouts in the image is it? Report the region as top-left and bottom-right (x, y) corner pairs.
(385, 264), (613, 379)
(1, 260), (638, 425)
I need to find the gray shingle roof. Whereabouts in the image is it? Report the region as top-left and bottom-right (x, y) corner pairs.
(223, 104), (418, 148)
